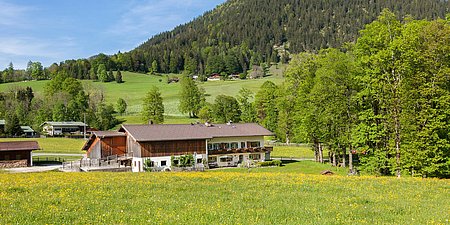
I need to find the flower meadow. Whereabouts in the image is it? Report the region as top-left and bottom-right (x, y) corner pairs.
(0, 172), (448, 224)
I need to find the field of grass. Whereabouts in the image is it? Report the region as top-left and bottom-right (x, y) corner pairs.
(0, 138), (85, 154)
(210, 160), (348, 176)
(0, 69), (284, 125)
(0, 171), (448, 224)
(270, 145), (314, 158)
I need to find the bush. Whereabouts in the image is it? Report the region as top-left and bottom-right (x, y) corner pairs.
(257, 160), (282, 167)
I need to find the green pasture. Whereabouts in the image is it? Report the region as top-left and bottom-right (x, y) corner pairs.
(0, 69), (284, 124)
(0, 171), (448, 224)
(0, 138), (85, 154)
(270, 145), (321, 159)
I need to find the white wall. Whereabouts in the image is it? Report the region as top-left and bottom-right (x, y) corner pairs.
(132, 154), (206, 172)
(88, 141), (101, 159)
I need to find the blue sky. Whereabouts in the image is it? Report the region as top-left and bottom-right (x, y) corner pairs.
(0, 0), (226, 69)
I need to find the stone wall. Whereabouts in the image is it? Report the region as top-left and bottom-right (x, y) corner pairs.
(0, 160), (28, 168)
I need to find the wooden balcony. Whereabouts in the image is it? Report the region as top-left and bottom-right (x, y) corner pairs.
(208, 146), (273, 155)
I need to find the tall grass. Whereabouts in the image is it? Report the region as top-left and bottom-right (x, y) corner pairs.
(0, 172), (448, 224)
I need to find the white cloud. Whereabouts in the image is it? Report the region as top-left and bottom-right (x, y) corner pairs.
(0, 0), (34, 27)
(0, 37), (77, 68)
(108, 0), (211, 43)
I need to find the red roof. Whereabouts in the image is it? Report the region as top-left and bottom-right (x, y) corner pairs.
(0, 141), (40, 151)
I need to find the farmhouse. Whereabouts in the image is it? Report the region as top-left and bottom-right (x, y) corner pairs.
(0, 141), (40, 168)
(41, 121), (88, 136)
(20, 126), (36, 137)
(207, 73), (221, 81)
(82, 123), (273, 172)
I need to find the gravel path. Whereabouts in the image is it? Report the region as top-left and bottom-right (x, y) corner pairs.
(5, 165), (62, 173)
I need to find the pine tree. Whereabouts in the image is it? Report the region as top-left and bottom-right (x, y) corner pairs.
(115, 70), (123, 83)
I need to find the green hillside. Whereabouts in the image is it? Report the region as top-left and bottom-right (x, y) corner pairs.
(0, 69), (284, 124)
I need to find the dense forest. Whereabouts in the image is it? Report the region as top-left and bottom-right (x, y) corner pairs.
(245, 10), (449, 178)
(1, 0), (449, 82)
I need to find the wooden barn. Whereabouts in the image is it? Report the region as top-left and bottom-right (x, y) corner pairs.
(82, 131), (127, 159)
(0, 141), (40, 168)
(83, 123), (273, 172)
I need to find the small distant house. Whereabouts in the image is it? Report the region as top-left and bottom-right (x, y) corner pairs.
(229, 74), (240, 80)
(167, 77), (179, 84)
(41, 121), (88, 136)
(20, 126), (36, 137)
(207, 73), (221, 81)
(0, 141), (40, 168)
(249, 65), (264, 79)
(83, 123), (274, 172)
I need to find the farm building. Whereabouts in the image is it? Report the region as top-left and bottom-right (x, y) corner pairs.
(82, 123), (273, 172)
(207, 73), (221, 81)
(41, 121), (88, 136)
(20, 126), (36, 137)
(0, 141), (40, 168)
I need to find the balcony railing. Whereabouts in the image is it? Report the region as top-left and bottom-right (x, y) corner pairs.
(208, 146), (273, 155)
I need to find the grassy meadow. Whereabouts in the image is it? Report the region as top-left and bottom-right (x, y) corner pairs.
(0, 138), (85, 154)
(0, 171), (448, 224)
(0, 68), (285, 125)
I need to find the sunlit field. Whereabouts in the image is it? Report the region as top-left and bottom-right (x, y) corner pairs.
(0, 171), (448, 224)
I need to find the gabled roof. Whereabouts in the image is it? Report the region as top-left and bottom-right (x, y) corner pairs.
(91, 131), (126, 138)
(20, 126), (35, 133)
(41, 121), (87, 127)
(119, 123), (273, 142)
(0, 141), (40, 152)
(82, 131), (126, 151)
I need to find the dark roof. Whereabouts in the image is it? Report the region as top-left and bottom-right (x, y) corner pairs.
(120, 123), (273, 142)
(0, 141), (40, 151)
(92, 131), (126, 138)
(41, 121), (87, 127)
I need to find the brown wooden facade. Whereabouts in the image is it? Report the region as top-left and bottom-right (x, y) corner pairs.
(85, 136), (127, 159)
(0, 150), (33, 167)
(99, 136), (126, 158)
(140, 139), (206, 157)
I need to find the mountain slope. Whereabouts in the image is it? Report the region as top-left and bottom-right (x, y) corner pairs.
(119, 0), (449, 74)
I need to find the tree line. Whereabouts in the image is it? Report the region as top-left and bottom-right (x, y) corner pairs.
(0, 70), (124, 136)
(142, 11), (449, 178)
(268, 11), (449, 178)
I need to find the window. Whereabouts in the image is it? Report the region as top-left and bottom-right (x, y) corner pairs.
(231, 142), (239, 149)
(249, 154), (261, 160)
(197, 158), (202, 164)
(219, 156), (233, 162)
(173, 159), (179, 166)
(208, 144), (213, 150)
(161, 160), (167, 166)
(241, 142), (246, 148)
(212, 143), (220, 150)
(208, 156), (217, 162)
(221, 143), (230, 149)
(248, 142), (260, 148)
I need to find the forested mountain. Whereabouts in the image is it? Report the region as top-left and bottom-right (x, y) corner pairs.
(123, 0), (450, 74)
(2, 0), (448, 82)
